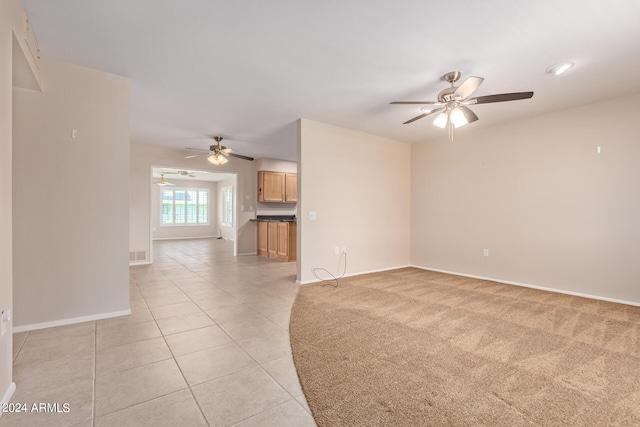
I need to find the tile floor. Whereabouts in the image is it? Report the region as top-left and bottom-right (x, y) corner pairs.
(2, 239), (316, 427)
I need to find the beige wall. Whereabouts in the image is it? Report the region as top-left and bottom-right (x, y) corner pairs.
(152, 179), (220, 240)
(411, 93), (640, 304)
(13, 58), (130, 329)
(298, 119), (411, 283)
(1, 0), (43, 405)
(256, 158), (297, 174)
(0, 0), (15, 407)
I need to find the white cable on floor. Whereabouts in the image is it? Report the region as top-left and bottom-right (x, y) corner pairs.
(312, 251), (347, 287)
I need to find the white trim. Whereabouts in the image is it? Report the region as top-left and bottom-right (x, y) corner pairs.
(152, 235), (218, 241)
(129, 260), (152, 266)
(238, 252), (258, 256)
(297, 265), (412, 285)
(220, 186), (233, 228)
(12, 309), (131, 333)
(411, 265), (640, 307)
(0, 382), (16, 417)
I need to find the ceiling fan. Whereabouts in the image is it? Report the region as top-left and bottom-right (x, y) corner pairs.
(185, 136), (254, 165)
(155, 174), (174, 186)
(391, 71), (533, 138)
(160, 169), (205, 177)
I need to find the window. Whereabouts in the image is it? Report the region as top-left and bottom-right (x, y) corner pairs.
(221, 186), (233, 227)
(161, 187), (209, 226)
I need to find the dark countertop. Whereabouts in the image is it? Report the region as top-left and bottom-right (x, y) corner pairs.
(251, 215), (297, 222)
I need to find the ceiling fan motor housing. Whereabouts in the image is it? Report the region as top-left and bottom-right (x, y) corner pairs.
(438, 71), (463, 103)
(438, 87), (459, 103)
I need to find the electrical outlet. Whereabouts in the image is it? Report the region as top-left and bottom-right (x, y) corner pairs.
(335, 246), (340, 255)
(483, 249), (489, 257)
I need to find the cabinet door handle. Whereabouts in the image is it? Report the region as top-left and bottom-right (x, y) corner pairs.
(259, 187), (262, 193)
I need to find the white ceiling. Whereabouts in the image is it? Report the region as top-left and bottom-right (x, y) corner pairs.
(23, 1), (640, 162)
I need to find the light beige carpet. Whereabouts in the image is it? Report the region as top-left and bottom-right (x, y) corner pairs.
(290, 267), (640, 426)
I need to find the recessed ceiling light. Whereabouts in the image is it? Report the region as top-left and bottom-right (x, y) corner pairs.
(546, 62), (574, 75)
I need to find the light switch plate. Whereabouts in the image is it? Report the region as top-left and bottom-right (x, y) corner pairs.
(0, 310), (6, 335)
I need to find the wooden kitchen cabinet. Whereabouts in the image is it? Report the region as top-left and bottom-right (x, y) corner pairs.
(276, 221), (296, 261)
(284, 173), (297, 202)
(257, 221), (268, 256)
(267, 221), (278, 259)
(256, 220), (296, 261)
(257, 171), (297, 203)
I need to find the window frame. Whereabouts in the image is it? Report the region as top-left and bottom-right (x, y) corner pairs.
(160, 186), (210, 227)
(221, 186), (233, 228)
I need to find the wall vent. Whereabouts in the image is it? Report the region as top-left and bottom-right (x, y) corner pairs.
(129, 251), (136, 261)
(135, 251), (146, 261)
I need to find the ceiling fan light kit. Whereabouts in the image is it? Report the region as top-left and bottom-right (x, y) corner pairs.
(208, 152), (229, 165)
(391, 70), (534, 139)
(433, 112), (449, 128)
(185, 136), (254, 165)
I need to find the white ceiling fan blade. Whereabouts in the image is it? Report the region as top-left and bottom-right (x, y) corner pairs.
(454, 76), (484, 100)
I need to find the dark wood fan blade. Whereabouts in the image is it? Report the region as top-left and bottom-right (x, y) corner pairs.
(459, 105), (478, 123)
(402, 107), (443, 124)
(228, 153), (254, 161)
(454, 76), (484, 100)
(390, 101), (440, 105)
(469, 91), (534, 105)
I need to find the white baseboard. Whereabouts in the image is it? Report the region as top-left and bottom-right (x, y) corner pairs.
(152, 236), (218, 241)
(13, 309), (132, 333)
(0, 382), (16, 417)
(297, 265), (412, 285)
(129, 260), (152, 266)
(238, 252), (258, 256)
(411, 265), (640, 308)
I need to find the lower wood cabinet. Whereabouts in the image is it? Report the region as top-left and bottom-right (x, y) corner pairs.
(268, 222), (278, 259)
(276, 221), (296, 261)
(257, 221), (268, 256)
(257, 221), (296, 261)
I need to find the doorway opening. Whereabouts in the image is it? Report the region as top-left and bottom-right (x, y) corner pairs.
(149, 166), (238, 263)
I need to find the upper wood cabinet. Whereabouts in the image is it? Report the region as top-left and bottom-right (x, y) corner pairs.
(284, 173), (297, 202)
(258, 171), (297, 203)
